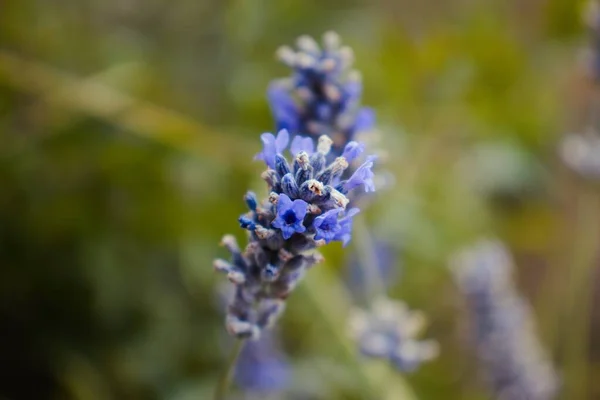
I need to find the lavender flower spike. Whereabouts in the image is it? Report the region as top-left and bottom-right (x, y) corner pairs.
(450, 239), (558, 400)
(217, 131), (377, 339)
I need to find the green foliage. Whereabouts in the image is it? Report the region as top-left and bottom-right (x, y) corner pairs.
(0, 0), (591, 399)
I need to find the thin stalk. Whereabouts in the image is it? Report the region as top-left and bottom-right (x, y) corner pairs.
(563, 186), (599, 400)
(214, 339), (245, 400)
(353, 216), (387, 302)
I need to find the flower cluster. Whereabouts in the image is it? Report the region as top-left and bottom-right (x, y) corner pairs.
(450, 240), (558, 400)
(215, 129), (377, 339)
(348, 297), (439, 372)
(268, 32), (375, 158)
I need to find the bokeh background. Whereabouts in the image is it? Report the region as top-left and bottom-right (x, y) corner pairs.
(1, 0), (596, 399)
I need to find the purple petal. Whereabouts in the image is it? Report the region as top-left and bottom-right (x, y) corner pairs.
(314, 208), (342, 228)
(344, 156), (377, 192)
(342, 141), (365, 163)
(277, 193), (293, 212)
(255, 133), (277, 168)
(345, 208), (360, 219)
(291, 199), (308, 220)
(290, 136), (315, 156)
(275, 129), (290, 154)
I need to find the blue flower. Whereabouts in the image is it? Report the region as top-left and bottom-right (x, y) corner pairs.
(333, 207), (360, 246)
(255, 129), (290, 169)
(290, 135), (314, 156)
(313, 208), (343, 242)
(217, 33), (381, 340)
(344, 156), (376, 193)
(271, 193), (308, 239)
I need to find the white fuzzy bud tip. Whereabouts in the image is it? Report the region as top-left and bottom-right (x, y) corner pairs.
(317, 135), (333, 154)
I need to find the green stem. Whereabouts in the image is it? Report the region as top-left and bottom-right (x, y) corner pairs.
(214, 339), (245, 400)
(563, 186), (598, 400)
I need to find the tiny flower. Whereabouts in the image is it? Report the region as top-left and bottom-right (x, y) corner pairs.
(271, 193), (308, 239)
(255, 129), (290, 169)
(313, 208), (343, 243)
(344, 155), (377, 193)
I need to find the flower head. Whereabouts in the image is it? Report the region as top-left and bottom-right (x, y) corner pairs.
(269, 32), (376, 157)
(271, 194), (308, 239)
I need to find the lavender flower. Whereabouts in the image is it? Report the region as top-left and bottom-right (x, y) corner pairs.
(349, 297), (439, 372)
(215, 131), (377, 339)
(269, 32), (375, 157)
(271, 194), (308, 239)
(450, 240), (558, 400)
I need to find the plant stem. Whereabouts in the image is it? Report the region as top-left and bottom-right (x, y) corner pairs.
(214, 339), (245, 400)
(563, 186), (599, 400)
(353, 216), (386, 302)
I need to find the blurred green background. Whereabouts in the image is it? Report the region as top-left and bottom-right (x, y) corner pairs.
(1, 0), (596, 399)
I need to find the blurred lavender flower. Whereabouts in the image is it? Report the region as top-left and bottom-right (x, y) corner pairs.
(450, 239), (558, 400)
(269, 32), (375, 157)
(234, 329), (290, 393)
(348, 297), (439, 372)
(215, 130), (377, 339)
